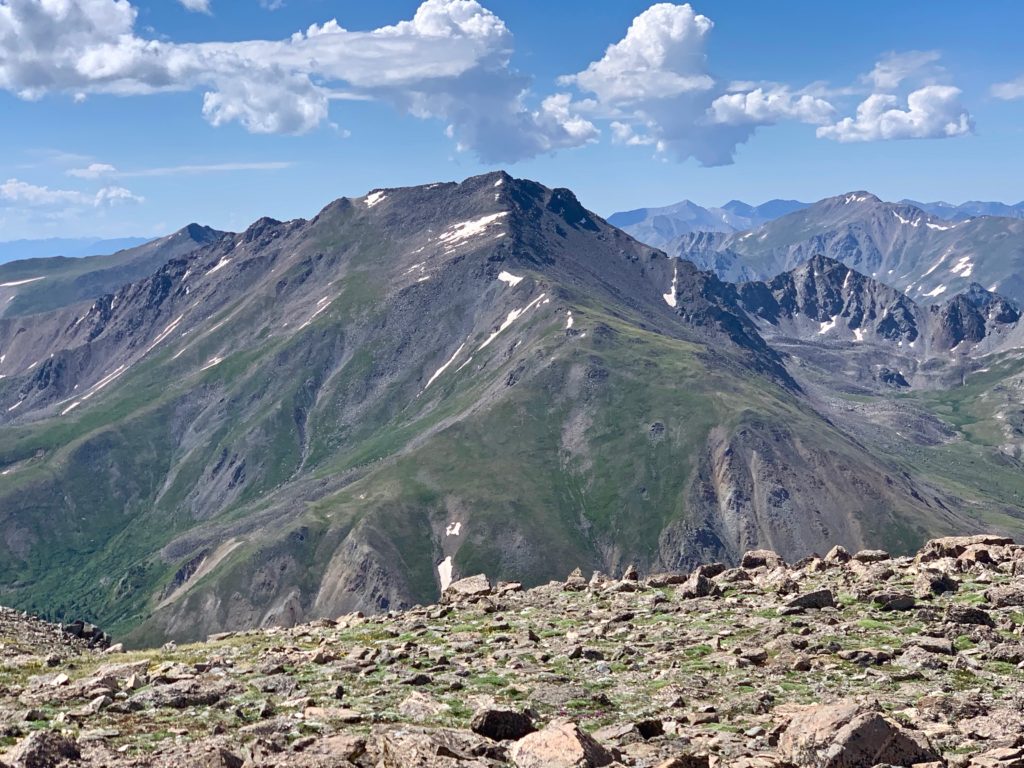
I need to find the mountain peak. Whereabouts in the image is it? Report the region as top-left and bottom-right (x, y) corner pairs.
(825, 191), (881, 206)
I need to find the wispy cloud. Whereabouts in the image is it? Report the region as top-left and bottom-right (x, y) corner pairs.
(177, 0), (211, 13)
(68, 161), (295, 179)
(992, 75), (1024, 101)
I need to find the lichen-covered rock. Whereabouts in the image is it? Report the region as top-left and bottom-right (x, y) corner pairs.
(510, 720), (614, 768)
(778, 700), (937, 768)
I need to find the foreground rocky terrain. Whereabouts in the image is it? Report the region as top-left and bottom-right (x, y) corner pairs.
(3, 535), (1024, 767)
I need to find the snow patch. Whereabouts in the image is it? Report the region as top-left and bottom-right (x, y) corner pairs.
(922, 252), (949, 277)
(566, 311), (574, 329)
(445, 522), (462, 536)
(438, 556), (454, 592)
(926, 222), (953, 231)
(923, 285), (947, 298)
(438, 212), (508, 247)
(200, 356), (224, 371)
(7, 399), (23, 412)
(663, 262), (678, 308)
(364, 191), (386, 208)
(494, 178), (503, 188)
(0, 276), (45, 288)
(207, 257), (231, 275)
(455, 356), (473, 373)
(818, 316), (838, 334)
(424, 343), (466, 389)
(950, 256), (974, 278)
(853, 328), (864, 342)
(892, 211), (919, 226)
(497, 271), (524, 287)
(478, 293), (547, 351)
(145, 314), (185, 354)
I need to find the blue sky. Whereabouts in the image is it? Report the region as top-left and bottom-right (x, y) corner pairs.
(1, 0), (1022, 239)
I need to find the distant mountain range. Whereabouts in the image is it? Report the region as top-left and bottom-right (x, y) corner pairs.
(1, 173), (1023, 646)
(610, 196), (1024, 251)
(668, 192), (1024, 305)
(0, 236), (149, 265)
(608, 199), (809, 247)
(903, 199), (1024, 221)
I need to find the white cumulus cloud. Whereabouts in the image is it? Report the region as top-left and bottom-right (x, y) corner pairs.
(0, 178), (143, 207)
(817, 85), (973, 143)
(0, 0), (592, 162)
(558, 3), (836, 166)
(710, 87), (835, 127)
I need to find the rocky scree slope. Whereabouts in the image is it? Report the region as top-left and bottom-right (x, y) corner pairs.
(3, 535), (1024, 766)
(672, 193), (1024, 304)
(0, 173), (1011, 645)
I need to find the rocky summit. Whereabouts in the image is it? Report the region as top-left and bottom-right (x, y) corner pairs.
(3, 535), (1024, 767)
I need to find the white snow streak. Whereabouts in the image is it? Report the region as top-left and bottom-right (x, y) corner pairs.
(365, 191), (387, 208)
(425, 343), (466, 389)
(478, 293), (547, 351)
(438, 556), (454, 592)
(497, 271), (524, 287)
(818, 316), (837, 334)
(207, 257), (231, 275)
(924, 285), (947, 298)
(438, 212), (508, 247)
(145, 314), (185, 354)
(926, 222), (953, 231)
(853, 328), (865, 342)
(200, 356), (224, 371)
(950, 256), (974, 278)
(0, 277), (45, 288)
(566, 311), (574, 329)
(663, 262), (678, 308)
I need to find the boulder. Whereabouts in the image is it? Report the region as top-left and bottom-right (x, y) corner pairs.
(971, 747), (1024, 767)
(778, 700), (937, 768)
(916, 535), (1014, 563)
(471, 709), (536, 742)
(741, 550), (785, 570)
(985, 583), (1024, 608)
(852, 549), (890, 563)
(441, 574), (492, 603)
(5, 731), (81, 768)
(946, 605), (995, 627)
(824, 545), (851, 565)
(784, 589), (835, 611)
(914, 569), (958, 598)
(678, 572), (718, 599)
(510, 720), (615, 768)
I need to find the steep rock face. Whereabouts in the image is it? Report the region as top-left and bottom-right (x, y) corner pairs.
(0, 173), (1014, 644)
(737, 254), (922, 345)
(734, 255), (1023, 378)
(927, 283), (1021, 351)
